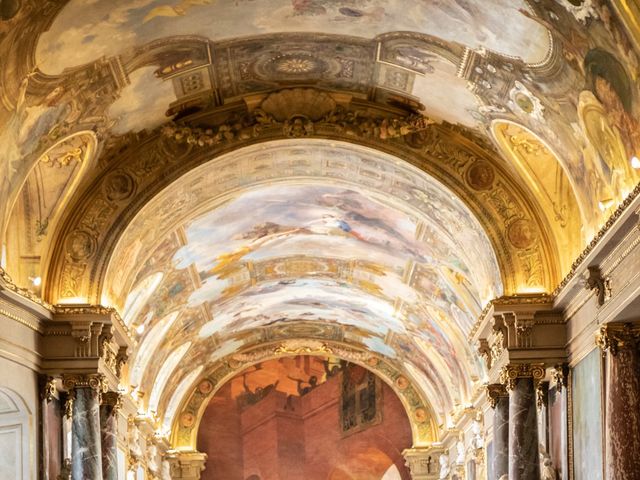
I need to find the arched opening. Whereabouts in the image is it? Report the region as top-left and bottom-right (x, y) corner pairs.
(196, 356), (413, 480)
(0, 388), (31, 480)
(1, 131), (96, 292)
(492, 121), (584, 273)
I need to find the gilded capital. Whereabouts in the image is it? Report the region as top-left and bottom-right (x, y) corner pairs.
(596, 323), (640, 355)
(62, 373), (107, 392)
(101, 391), (122, 415)
(551, 364), (568, 391)
(500, 363), (545, 390)
(40, 375), (57, 403)
(485, 383), (508, 408)
(536, 381), (549, 410)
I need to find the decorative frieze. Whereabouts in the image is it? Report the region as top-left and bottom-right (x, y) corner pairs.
(596, 323), (640, 355)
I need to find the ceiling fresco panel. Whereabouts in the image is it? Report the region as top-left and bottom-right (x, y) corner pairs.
(35, 0), (551, 75)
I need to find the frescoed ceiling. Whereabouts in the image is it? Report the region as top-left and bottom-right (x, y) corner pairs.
(109, 140), (502, 427)
(0, 0), (639, 444)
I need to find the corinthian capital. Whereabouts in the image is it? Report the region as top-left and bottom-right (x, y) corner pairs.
(62, 373), (107, 392)
(499, 363), (545, 390)
(596, 323), (640, 355)
(485, 383), (508, 408)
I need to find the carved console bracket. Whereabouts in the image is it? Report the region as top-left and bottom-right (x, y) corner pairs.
(584, 265), (612, 306)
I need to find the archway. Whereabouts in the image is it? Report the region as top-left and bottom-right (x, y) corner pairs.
(195, 355), (413, 480)
(0, 388), (32, 480)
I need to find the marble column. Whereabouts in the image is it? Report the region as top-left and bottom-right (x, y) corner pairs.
(502, 364), (543, 480)
(487, 384), (509, 480)
(100, 392), (121, 480)
(597, 323), (640, 480)
(64, 374), (105, 480)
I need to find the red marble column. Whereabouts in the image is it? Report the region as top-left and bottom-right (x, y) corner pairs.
(502, 364), (544, 480)
(598, 323), (640, 480)
(487, 384), (509, 480)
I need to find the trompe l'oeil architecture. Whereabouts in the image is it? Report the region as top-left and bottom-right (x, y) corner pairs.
(0, 1), (639, 479)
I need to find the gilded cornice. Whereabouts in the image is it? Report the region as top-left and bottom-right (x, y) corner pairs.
(596, 323), (640, 355)
(552, 182), (640, 297)
(468, 293), (554, 341)
(0, 266), (54, 312)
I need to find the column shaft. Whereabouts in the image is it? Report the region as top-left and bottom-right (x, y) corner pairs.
(606, 345), (640, 479)
(100, 401), (118, 480)
(493, 395), (509, 480)
(72, 388), (103, 480)
(508, 377), (539, 480)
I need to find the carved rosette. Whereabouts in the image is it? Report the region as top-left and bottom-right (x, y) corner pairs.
(596, 323), (640, 356)
(485, 383), (509, 409)
(499, 363), (545, 391)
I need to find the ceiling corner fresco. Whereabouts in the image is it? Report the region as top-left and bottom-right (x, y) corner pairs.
(1, 0), (640, 445)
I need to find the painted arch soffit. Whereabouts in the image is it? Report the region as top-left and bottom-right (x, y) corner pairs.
(48, 109), (559, 310)
(160, 339), (441, 449)
(113, 141), (499, 423)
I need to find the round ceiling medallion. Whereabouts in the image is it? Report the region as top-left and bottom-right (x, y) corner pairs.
(507, 218), (537, 249)
(465, 161), (495, 191)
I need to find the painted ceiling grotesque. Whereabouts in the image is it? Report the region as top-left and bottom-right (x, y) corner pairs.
(0, 0), (639, 445)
